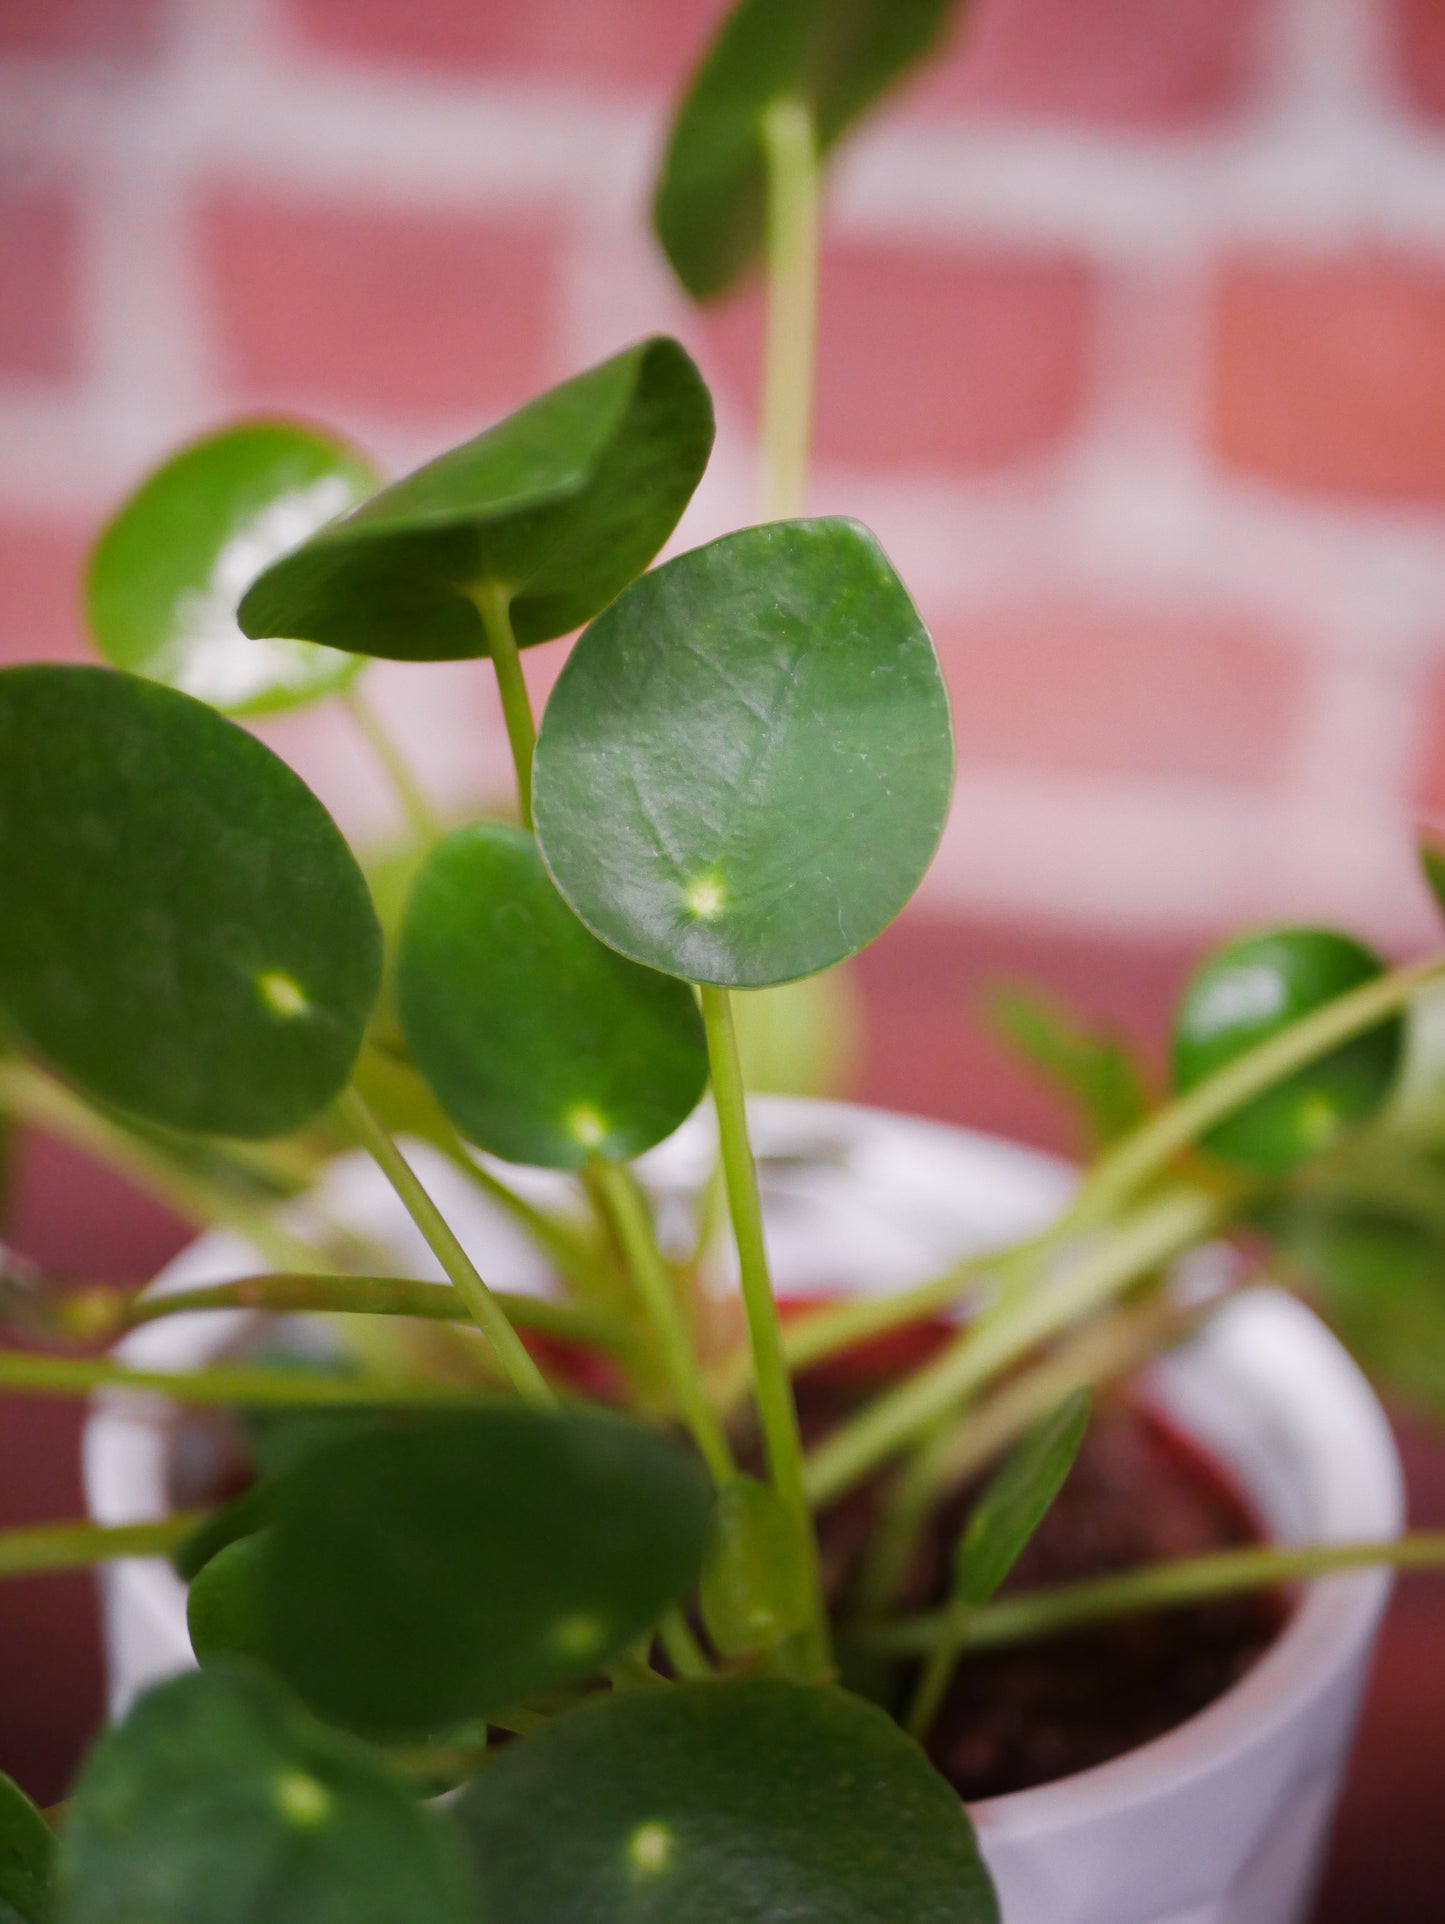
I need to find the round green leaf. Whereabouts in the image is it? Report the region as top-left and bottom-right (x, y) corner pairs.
(699, 1477), (816, 1658)
(0, 666), (382, 1137)
(55, 1668), (473, 1924)
(87, 422), (378, 715)
(188, 1534), (270, 1670)
(0, 1772), (53, 1924)
(953, 1390), (1089, 1609)
(1171, 927), (1404, 1174)
(237, 339), (714, 663)
(397, 822), (708, 1169)
(655, 0), (962, 301)
(532, 519), (953, 988)
(455, 1679), (998, 1923)
(264, 1406), (712, 1735)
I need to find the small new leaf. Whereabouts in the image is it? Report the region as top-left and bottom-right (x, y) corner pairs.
(954, 1390), (1090, 1609)
(656, 0), (966, 300)
(990, 985), (1150, 1153)
(1420, 836), (1445, 924)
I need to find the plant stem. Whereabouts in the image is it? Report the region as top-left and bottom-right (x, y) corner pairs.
(1072, 952), (1445, 1226)
(865, 1531), (1445, 1660)
(658, 1606), (713, 1680)
(589, 1160), (735, 1484)
(0, 1346), (465, 1409)
(905, 1613), (965, 1742)
(805, 1186), (1226, 1507)
(0, 1059), (325, 1274)
(759, 95), (821, 521)
(341, 681), (442, 843)
(471, 583), (536, 828)
(0, 1511), (208, 1578)
(699, 983), (831, 1673)
(114, 1273), (622, 1350)
(337, 1087), (554, 1407)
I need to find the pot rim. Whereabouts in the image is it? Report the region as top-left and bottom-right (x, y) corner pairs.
(83, 1095), (1403, 1835)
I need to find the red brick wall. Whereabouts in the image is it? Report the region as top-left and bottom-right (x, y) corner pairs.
(1, 0), (1443, 947)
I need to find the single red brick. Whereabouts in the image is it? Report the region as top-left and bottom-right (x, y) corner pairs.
(913, 0), (1267, 128)
(199, 190), (562, 420)
(1211, 253), (1445, 501)
(283, 0), (717, 90)
(0, 0), (162, 60)
(0, 181), (83, 381)
(1394, 0), (1445, 119)
(933, 600), (1303, 785)
(698, 243), (1093, 471)
(0, 518), (93, 666)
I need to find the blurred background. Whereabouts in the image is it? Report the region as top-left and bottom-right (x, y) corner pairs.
(1, 0), (1444, 1914)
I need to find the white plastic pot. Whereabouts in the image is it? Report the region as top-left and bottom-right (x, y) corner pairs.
(84, 1097), (1401, 1924)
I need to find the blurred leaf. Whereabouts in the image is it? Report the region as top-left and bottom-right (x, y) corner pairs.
(239, 340), (714, 662)
(954, 1391), (1089, 1609)
(990, 985), (1150, 1153)
(264, 1406), (711, 1734)
(455, 1678), (998, 1922)
(56, 1669), (473, 1924)
(533, 519), (953, 989)
(188, 1533), (270, 1670)
(1420, 836), (1445, 924)
(700, 1476), (816, 1658)
(1171, 927), (1403, 1175)
(0, 1770), (54, 1924)
(655, 0), (965, 300)
(1286, 1208), (1445, 1421)
(0, 667), (382, 1139)
(733, 965), (862, 1098)
(397, 823), (708, 1169)
(87, 422), (377, 716)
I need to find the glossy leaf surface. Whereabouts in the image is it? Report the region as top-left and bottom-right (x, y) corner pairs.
(991, 985), (1150, 1153)
(456, 1679), (998, 1922)
(397, 822), (708, 1169)
(265, 1406), (711, 1734)
(699, 1476), (816, 1657)
(0, 1772), (53, 1924)
(533, 519), (953, 988)
(56, 1669), (472, 1924)
(1172, 928), (1403, 1174)
(0, 668), (381, 1138)
(87, 422), (377, 715)
(238, 339), (714, 662)
(655, 0), (962, 300)
(954, 1391), (1089, 1609)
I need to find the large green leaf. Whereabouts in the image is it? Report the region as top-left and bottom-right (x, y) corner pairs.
(87, 422), (378, 715)
(237, 339), (714, 662)
(264, 1406), (711, 1734)
(396, 822), (708, 1169)
(55, 1669), (473, 1924)
(0, 666), (382, 1138)
(1171, 927), (1403, 1174)
(455, 1679), (998, 1922)
(0, 1772), (53, 1924)
(532, 519), (953, 988)
(655, 0), (964, 301)
(953, 1390), (1089, 1609)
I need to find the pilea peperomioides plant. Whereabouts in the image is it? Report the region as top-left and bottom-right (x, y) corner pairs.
(3, 3), (1445, 1921)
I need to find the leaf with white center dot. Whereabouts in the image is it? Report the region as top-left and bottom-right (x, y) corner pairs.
(237, 339), (714, 663)
(87, 421), (378, 715)
(263, 1406), (711, 1735)
(0, 666), (382, 1138)
(0, 1770), (54, 1924)
(455, 1679), (999, 1923)
(54, 1668), (473, 1924)
(397, 821), (708, 1169)
(655, 0), (965, 301)
(953, 1390), (1089, 1609)
(532, 519), (954, 988)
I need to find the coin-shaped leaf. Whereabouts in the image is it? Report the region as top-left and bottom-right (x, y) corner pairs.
(0, 1771), (53, 1924)
(455, 1679), (998, 1923)
(264, 1406), (711, 1735)
(55, 1668), (473, 1924)
(87, 422), (378, 715)
(532, 519), (953, 988)
(655, 0), (963, 301)
(0, 666), (382, 1137)
(237, 339), (714, 662)
(397, 822), (708, 1169)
